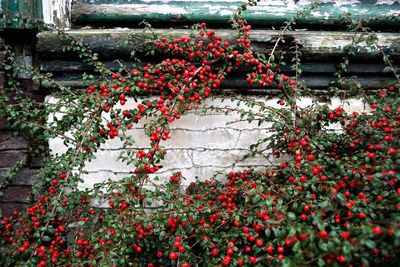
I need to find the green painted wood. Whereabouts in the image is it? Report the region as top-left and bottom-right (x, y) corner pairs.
(72, 0), (400, 28)
(0, 0), (42, 29)
(37, 29), (400, 60)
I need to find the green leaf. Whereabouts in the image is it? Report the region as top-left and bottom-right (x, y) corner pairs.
(42, 235), (51, 242)
(361, 258), (370, 267)
(336, 193), (346, 202)
(287, 212), (296, 220)
(364, 240), (375, 249)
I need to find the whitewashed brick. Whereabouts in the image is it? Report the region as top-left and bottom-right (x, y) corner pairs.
(190, 148), (274, 168)
(84, 149), (193, 172)
(191, 149), (245, 167)
(154, 166), (227, 184)
(168, 113), (272, 130)
(49, 137), (69, 155)
(329, 97), (366, 113)
(84, 150), (132, 172)
(154, 149), (193, 170)
(48, 96), (369, 190)
(99, 128), (149, 149)
(234, 129), (273, 149)
(163, 129), (240, 149)
(77, 170), (126, 190)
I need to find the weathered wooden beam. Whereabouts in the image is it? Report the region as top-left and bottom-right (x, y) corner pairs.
(39, 60), (388, 74)
(37, 29), (400, 60)
(71, 0), (400, 28)
(43, 74), (395, 90)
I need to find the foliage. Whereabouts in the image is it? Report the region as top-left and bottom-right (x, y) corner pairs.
(0, 1), (399, 266)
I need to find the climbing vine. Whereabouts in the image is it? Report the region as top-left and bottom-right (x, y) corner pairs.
(0, 1), (399, 266)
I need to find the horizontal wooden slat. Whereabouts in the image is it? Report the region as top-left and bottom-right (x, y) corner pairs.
(0, 151), (27, 168)
(72, 0), (400, 29)
(40, 59), (394, 90)
(0, 168), (39, 185)
(37, 29), (400, 60)
(40, 60), (388, 74)
(37, 29), (399, 92)
(43, 74), (394, 90)
(0, 186), (32, 202)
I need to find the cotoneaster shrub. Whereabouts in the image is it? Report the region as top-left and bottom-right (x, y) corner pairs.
(0, 1), (399, 266)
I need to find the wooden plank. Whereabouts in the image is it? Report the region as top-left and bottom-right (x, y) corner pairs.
(37, 28), (399, 91)
(0, 132), (28, 150)
(44, 74), (395, 90)
(37, 29), (400, 60)
(39, 60), (388, 74)
(0, 186), (32, 202)
(0, 168), (39, 185)
(0, 151), (27, 168)
(72, 0), (400, 28)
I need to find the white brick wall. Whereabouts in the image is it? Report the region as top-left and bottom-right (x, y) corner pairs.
(48, 96), (367, 189)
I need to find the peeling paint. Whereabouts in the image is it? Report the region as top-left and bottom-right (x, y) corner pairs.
(137, 0), (367, 6)
(80, 0), (400, 5)
(332, 0), (361, 6)
(249, 4), (299, 17)
(42, 0), (72, 28)
(200, 4), (234, 16)
(376, 0), (400, 4)
(141, 0), (244, 2)
(72, 0), (400, 28)
(82, 4), (188, 15)
(385, 10), (400, 16)
(310, 11), (331, 19)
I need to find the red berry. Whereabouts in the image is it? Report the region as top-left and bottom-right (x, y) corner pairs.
(340, 232), (350, 239)
(372, 226), (383, 235)
(337, 255), (346, 263)
(222, 256), (231, 266)
(319, 230), (328, 239)
(265, 245), (274, 254)
(135, 246), (142, 253)
(358, 213), (366, 219)
(299, 233), (308, 240)
(169, 251), (178, 260)
(249, 256), (257, 263)
(255, 239), (264, 247)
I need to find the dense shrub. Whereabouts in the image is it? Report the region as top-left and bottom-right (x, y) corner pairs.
(0, 1), (399, 266)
